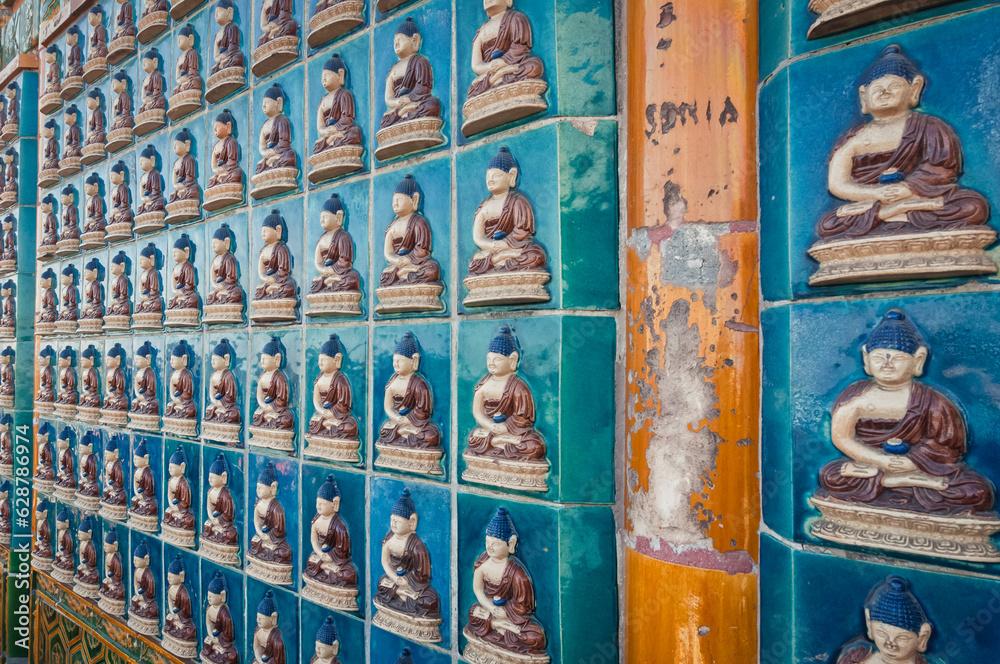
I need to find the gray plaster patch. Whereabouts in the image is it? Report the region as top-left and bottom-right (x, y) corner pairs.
(659, 223), (725, 311)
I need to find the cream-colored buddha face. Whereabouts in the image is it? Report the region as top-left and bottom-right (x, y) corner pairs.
(40, 276), (53, 289)
(112, 78), (125, 95)
(261, 225), (280, 245)
(257, 612), (276, 629)
(39, 353), (51, 367)
(261, 96), (282, 118)
(318, 352), (342, 374)
(256, 480), (276, 500)
(107, 354), (121, 369)
(208, 589), (226, 606)
(42, 125), (54, 138)
(104, 541), (118, 555)
(81, 354), (94, 368)
(60, 273), (73, 287)
(486, 351), (517, 377)
(67, 31), (79, 46)
(138, 254), (153, 271)
(211, 353), (229, 372)
(209, 471), (226, 488)
(211, 237), (230, 255)
(177, 32), (194, 51)
(485, 534), (513, 560)
(866, 619), (930, 663)
(260, 351), (280, 373)
(391, 193), (418, 217)
(140, 155), (155, 172)
(142, 56), (157, 74)
(79, 529), (92, 541)
(173, 139), (190, 157)
(393, 33), (420, 59)
(133, 554), (148, 569)
(391, 353), (418, 376)
(859, 74), (923, 118)
(321, 68), (345, 91)
(170, 353), (187, 371)
(85, 182), (98, 196)
(111, 261), (125, 276)
(862, 347), (927, 388)
(314, 642), (340, 659)
(110, 170), (124, 185)
(169, 461), (184, 477)
(86, 95), (99, 110)
(60, 193), (73, 207)
(133, 453), (148, 468)
(65, 110), (78, 126)
(215, 5), (233, 25)
(171, 247), (189, 264)
(390, 513), (416, 536)
(167, 570), (184, 586)
(88, 12), (101, 27)
(319, 210), (343, 233)
(135, 353), (150, 369)
(483, 0), (512, 15)
(213, 120), (231, 140)
(316, 495), (339, 517)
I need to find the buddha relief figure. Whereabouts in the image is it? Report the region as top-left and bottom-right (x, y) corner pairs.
(77, 345), (103, 420)
(74, 432), (101, 512)
(247, 461), (293, 585)
(833, 577), (935, 664)
(251, 85), (299, 199)
(375, 174), (444, 313)
(0, 281), (14, 338)
(0, 83), (17, 140)
(108, 0), (138, 64)
(207, 0), (246, 103)
(63, 27), (85, 99)
(79, 261), (106, 335)
(36, 269), (59, 336)
(205, 110), (245, 211)
(251, 210), (298, 322)
(251, 0), (299, 78)
(161, 554), (199, 658)
(160, 446), (195, 549)
(82, 89), (107, 165)
(133, 243), (164, 328)
(0, 414), (12, 473)
(302, 474), (359, 611)
(81, 174), (107, 250)
(165, 130), (203, 224)
(97, 530), (126, 616)
(32, 499), (54, 571)
(129, 341), (161, 431)
(809, 45), (995, 286)
(306, 194), (362, 317)
(58, 105), (83, 178)
(204, 224), (245, 324)
(136, 144), (166, 233)
(135, 49), (167, 135)
(137, 0), (170, 42)
(202, 572), (239, 664)
(99, 436), (129, 521)
(310, 617), (342, 664)
(375, 18), (445, 161)
(165, 234), (201, 326)
(305, 335), (360, 462)
(100, 343), (130, 426)
(250, 337), (295, 450)
(807, 0), (962, 39)
(308, 55), (363, 184)
(83, 6), (110, 83)
(103, 252), (133, 331)
(73, 516), (101, 597)
(52, 508), (76, 584)
(56, 185), (81, 256)
(128, 439), (158, 531)
(54, 345), (80, 418)
(40, 45), (64, 115)
(35, 349), (57, 412)
(107, 71), (135, 153)
(373, 488), (443, 643)
(168, 24), (204, 121)
(252, 591), (287, 664)
(810, 309), (1000, 562)
(106, 162), (134, 241)
(162, 342), (199, 438)
(375, 332), (443, 475)
(200, 453), (240, 565)
(0, 149), (18, 208)
(202, 339), (242, 444)
(40, 197), (60, 259)
(0, 215), (15, 273)
(39, 120), (61, 189)
(0, 483), (11, 547)
(128, 539), (160, 635)
(34, 423), (57, 493)
(308, 0), (363, 48)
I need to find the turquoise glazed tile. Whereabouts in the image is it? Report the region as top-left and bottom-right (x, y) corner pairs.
(131, 432), (163, 532)
(14, 272), (38, 341)
(10, 340), (35, 410)
(203, 329), (249, 447)
(247, 327), (303, 454)
(249, 65), (305, 203)
(370, 626), (451, 664)
(166, 5), (210, 123)
(128, 527), (163, 634)
(198, 443), (245, 565)
(164, 331), (204, 425)
(165, 225), (205, 319)
(250, 197), (305, 325)
(14, 206), (38, 274)
(163, 437), (201, 540)
(303, 325), (368, 466)
(456, 494), (617, 664)
(251, 0), (303, 82)
(10, 139), (38, 206)
(162, 543), (201, 645)
(244, 579), (299, 664)
(164, 114), (207, 223)
(300, 603), (365, 663)
(203, 211), (250, 326)
(11, 72), (40, 138)
(204, 93), (251, 216)
(104, 150), (137, 241)
(206, 0), (251, 105)
(199, 559), (245, 659)
(246, 452), (300, 586)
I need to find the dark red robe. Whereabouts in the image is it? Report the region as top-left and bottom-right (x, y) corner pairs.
(131, 465), (157, 515)
(380, 55), (440, 128)
(0, 295), (13, 329)
(104, 459), (127, 505)
(33, 518), (52, 557)
(202, 604), (238, 664)
(466, 553), (547, 654)
(310, 229), (360, 292)
(304, 513), (357, 586)
(100, 552), (125, 600)
(255, 115), (297, 173)
(57, 447), (77, 488)
(205, 370), (241, 423)
(254, 242), (297, 299)
(252, 370), (294, 429)
(57, 368), (78, 404)
(202, 486), (238, 544)
(85, 195), (106, 233)
(835, 638), (929, 664)
(379, 374), (440, 449)
(131, 367), (159, 414)
(165, 368), (197, 418)
(115, 1), (136, 38)
(131, 567), (158, 618)
(308, 371), (358, 438)
(249, 498), (292, 563)
(379, 214), (441, 286)
(82, 280), (104, 319)
(111, 183), (134, 224)
(312, 88), (361, 154)
(76, 539), (99, 584)
(139, 71), (165, 111)
(107, 276), (131, 316)
(37, 365), (56, 402)
(164, 583), (197, 641)
(207, 253), (243, 304)
(113, 90), (134, 129)
(467, 9), (544, 98)
(80, 368), (102, 406)
(168, 262), (199, 309)
(169, 154), (199, 201)
(136, 269), (162, 312)
(90, 24), (109, 59)
(105, 367), (129, 410)
(39, 288), (58, 322)
(43, 137), (60, 170)
(211, 22), (245, 74)
(172, 49), (201, 93)
(58, 285), (79, 321)
(376, 532), (440, 617)
(67, 44), (84, 77)
(62, 206), (80, 239)
(254, 628), (286, 664)
(208, 136), (242, 186)
(36, 442), (56, 480)
(87, 108), (106, 143)
(467, 375), (546, 460)
(54, 528), (74, 571)
(163, 476), (194, 530)
(79, 453), (100, 496)
(64, 124), (82, 157)
(467, 191), (547, 275)
(256, 0), (297, 46)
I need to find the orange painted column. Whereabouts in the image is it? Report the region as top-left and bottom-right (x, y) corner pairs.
(624, 1), (760, 662)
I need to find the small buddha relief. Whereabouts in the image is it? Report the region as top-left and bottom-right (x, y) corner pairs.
(373, 488), (443, 643)
(127, 439), (159, 531)
(247, 461), (294, 585)
(78, 261), (106, 335)
(0, 83), (19, 142)
(34, 423), (57, 494)
(0, 349), (9, 408)
(0, 482), (10, 548)
(56, 185), (81, 255)
(807, 0), (962, 40)
(129, 341), (161, 432)
(35, 348), (58, 413)
(205, 109), (245, 212)
(165, 234), (201, 327)
(54, 345), (80, 419)
(308, 55), (364, 184)
(128, 539), (160, 635)
(251, 84), (299, 200)
(307, 0), (363, 48)
(32, 499), (54, 571)
(40, 45), (64, 115)
(252, 0), (299, 78)
(251, 210), (299, 322)
(808, 45), (997, 286)
(137, 0), (170, 43)
(108, 0), (138, 64)
(310, 617), (342, 664)
(83, 6), (110, 84)
(39, 120), (62, 189)
(162, 342), (200, 438)
(133, 243), (164, 329)
(35, 268), (59, 336)
(301, 475), (360, 610)
(306, 193), (362, 318)
(99, 436), (129, 521)
(107, 71), (136, 154)
(80, 174), (107, 250)
(72, 515), (101, 598)
(100, 343), (131, 427)
(832, 577), (936, 664)
(0, 280), (14, 338)
(304, 335), (360, 463)
(160, 446), (195, 549)
(58, 105), (84, 178)
(200, 453), (240, 566)
(168, 24), (204, 121)
(82, 89), (108, 166)
(207, 0), (247, 103)
(76, 345), (103, 420)
(204, 223), (245, 324)
(62, 26), (86, 100)
(162, 554), (199, 658)
(135, 48), (167, 136)
(375, 332), (443, 475)
(374, 18), (445, 162)
(252, 591), (288, 664)
(97, 529), (126, 616)
(103, 252), (134, 331)
(375, 174), (444, 314)
(52, 507), (76, 584)
(106, 161), (135, 242)
(202, 572), (239, 663)
(74, 432), (102, 512)
(0, 148), (18, 209)
(809, 309), (1000, 561)
(0, 214), (15, 274)
(202, 339), (243, 445)
(135, 144), (167, 234)
(250, 337), (296, 451)
(165, 130), (203, 225)
(0, 414), (12, 474)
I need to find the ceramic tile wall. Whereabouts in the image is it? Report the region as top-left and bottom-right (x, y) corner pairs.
(26, 0), (619, 662)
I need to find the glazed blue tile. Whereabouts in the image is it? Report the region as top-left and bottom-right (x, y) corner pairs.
(163, 330), (204, 431)
(131, 432), (163, 531)
(105, 147), (137, 242)
(369, 475), (451, 647)
(11, 72), (39, 138)
(203, 329), (249, 447)
(202, 211), (250, 325)
(250, 197), (305, 324)
(248, 327), (303, 454)
(300, 602), (365, 663)
(162, 542), (201, 645)
(164, 114), (207, 224)
(13, 205), (37, 275)
(204, 93), (251, 215)
(760, 304), (792, 538)
(163, 437), (201, 539)
(206, 0), (251, 105)
(132, 127), (168, 230)
(247, 451), (300, 586)
(12, 272), (37, 343)
(166, 5), (210, 123)
(244, 579), (299, 663)
(251, 0), (303, 82)
(108, 430), (132, 504)
(165, 224), (205, 318)
(199, 558), (245, 658)
(9, 139), (38, 207)
(104, 57), (139, 158)
(758, 66), (790, 303)
(199, 444), (246, 562)
(8, 340), (35, 410)
(249, 65), (305, 203)
(128, 527), (163, 632)
(370, 625), (451, 664)
(144, 29), (173, 110)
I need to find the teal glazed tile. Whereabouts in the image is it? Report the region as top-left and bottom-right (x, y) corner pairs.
(11, 139), (38, 206)
(303, 325), (368, 467)
(304, 178), (369, 321)
(250, 198), (305, 325)
(372, 322), (451, 481)
(245, 577), (300, 663)
(65, 15), (90, 104)
(105, 150), (137, 241)
(164, 331), (203, 433)
(203, 329), (249, 447)
(129, 526), (164, 633)
(249, 65), (306, 204)
(15, 206), (38, 274)
(164, 115), (207, 221)
(206, 0), (251, 105)
(370, 626), (451, 664)
(14, 272), (37, 342)
(251, 0), (303, 82)
(162, 542), (201, 645)
(133, 127), (168, 222)
(301, 463), (366, 614)
(300, 602), (365, 663)
(104, 58), (138, 158)
(166, 5), (210, 123)
(758, 66), (790, 303)
(199, 444), (246, 565)
(203, 212), (250, 325)
(247, 452), (300, 586)
(12, 72), (40, 138)
(760, 304), (793, 539)
(372, 0), (451, 166)
(163, 437), (201, 540)
(11, 340), (34, 410)
(145, 29), (174, 107)
(205, 94), (251, 215)
(199, 559), (245, 660)
(165, 224), (205, 318)
(760, 10), (1000, 302)
(248, 327), (303, 454)
(108, 430), (132, 507)
(369, 476), (452, 647)
(760, 534), (1000, 663)
(133, 329), (166, 419)
(132, 432), (163, 532)
(456, 494), (617, 664)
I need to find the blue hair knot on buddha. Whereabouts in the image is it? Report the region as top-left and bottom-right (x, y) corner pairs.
(1, 279), (12, 291)
(134, 440), (148, 457)
(46, 44), (59, 55)
(395, 648), (414, 664)
(67, 25), (81, 36)
(104, 437), (117, 453)
(65, 104), (79, 117)
(321, 334), (342, 358)
(45, 118), (57, 129)
(213, 223), (232, 242)
(258, 460), (278, 487)
(80, 431), (97, 448)
(58, 427), (72, 441)
(112, 251), (127, 265)
(133, 539), (149, 559)
(173, 233), (192, 252)
(104, 530), (118, 545)
(175, 130), (193, 149)
(257, 590), (277, 616)
(85, 257), (101, 272)
(61, 264), (75, 277)
(318, 474), (340, 501)
(42, 267), (56, 280)
(78, 516), (92, 533)
(38, 421), (55, 437)
(141, 144), (158, 160)
(82, 345), (97, 360)
(168, 553), (185, 575)
(3, 148), (14, 158)
(87, 87), (101, 99)
(59, 346), (74, 360)
(264, 83), (284, 101)
(169, 447), (187, 466)
(136, 341), (153, 358)
(865, 308), (924, 355)
(316, 616), (338, 645)
(86, 173), (101, 188)
(215, 109), (235, 127)
(396, 17), (419, 36)
(108, 342), (125, 359)
(488, 325), (519, 357)
(61, 184), (75, 197)
(859, 45), (922, 88)
(140, 243), (157, 259)
(486, 506), (517, 541)
(0, 348), (11, 359)
(110, 161), (127, 176)
(263, 209), (285, 233)
(57, 507), (71, 523)
(488, 146), (517, 173)
(210, 452), (228, 476)
(216, 0), (235, 9)
(113, 70), (129, 82)
(89, 5), (103, 15)
(179, 23), (194, 37)
(5, 82), (16, 92)
(208, 571), (226, 594)
(394, 331), (420, 359)
(213, 338), (234, 359)
(144, 47), (159, 62)
(391, 488), (416, 518)
(171, 340), (189, 359)
(323, 193), (344, 215)
(324, 53), (346, 73)
(262, 336), (284, 359)
(37, 498), (50, 512)
(866, 576), (927, 635)
(394, 174), (419, 198)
